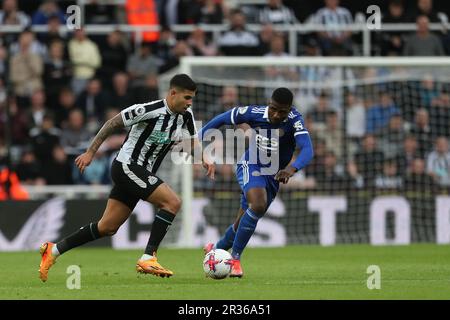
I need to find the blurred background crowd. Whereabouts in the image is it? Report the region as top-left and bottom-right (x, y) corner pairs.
(0, 0), (449, 196)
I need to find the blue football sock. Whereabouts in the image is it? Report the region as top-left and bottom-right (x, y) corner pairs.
(215, 224), (236, 250)
(232, 208), (260, 260)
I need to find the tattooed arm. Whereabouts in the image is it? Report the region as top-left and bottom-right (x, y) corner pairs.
(75, 113), (125, 173)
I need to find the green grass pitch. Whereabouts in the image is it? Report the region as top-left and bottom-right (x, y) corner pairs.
(1, 244), (449, 300)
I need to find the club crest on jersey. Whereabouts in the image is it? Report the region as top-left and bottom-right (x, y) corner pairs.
(238, 106), (248, 114)
(148, 176), (158, 185)
(293, 120), (304, 130)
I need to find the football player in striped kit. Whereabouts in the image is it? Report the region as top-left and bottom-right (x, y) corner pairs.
(38, 74), (215, 281)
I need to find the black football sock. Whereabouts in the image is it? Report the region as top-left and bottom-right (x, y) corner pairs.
(56, 222), (102, 255)
(144, 209), (176, 256)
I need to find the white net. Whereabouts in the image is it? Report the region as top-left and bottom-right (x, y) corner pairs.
(159, 57), (450, 246)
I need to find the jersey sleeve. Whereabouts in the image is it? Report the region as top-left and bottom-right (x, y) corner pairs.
(120, 102), (160, 127)
(230, 105), (254, 125)
(182, 108), (198, 138)
(291, 114), (309, 137)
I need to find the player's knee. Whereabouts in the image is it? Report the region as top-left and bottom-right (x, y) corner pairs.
(249, 203), (266, 216)
(160, 196), (182, 214)
(98, 222), (120, 236)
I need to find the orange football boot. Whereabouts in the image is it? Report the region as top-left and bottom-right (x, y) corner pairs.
(39, 242), (57, 282)
(229, 259), (243, 278)
(136, 257), (173, 278)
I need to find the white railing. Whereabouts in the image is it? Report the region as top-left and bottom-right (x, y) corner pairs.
(0, 22), (447, 56)
(23, 185), (111, 200)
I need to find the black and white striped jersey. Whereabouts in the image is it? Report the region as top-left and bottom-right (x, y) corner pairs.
(116, 99), (197, 173)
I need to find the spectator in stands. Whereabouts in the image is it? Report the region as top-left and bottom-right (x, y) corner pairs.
(217, 9), (260, 56)
(30, 113), (60, 164)
(132, 74), (159, 104)
(60, 109), (92, 156)
(418, 74), (440, 108)
(380, 0), (408, 56)
(75, 78), (110, 129)
(9, 28), (47, 58)
(0, 0), (30, 48)
(312, 150), (348, 191)
(159, 0), (186, 26)
(44, 40), (73, 110)
(312, 0), (353, 56)
(352, 134), (385, 188)
(159, 40), (192, 73)
(426, 136), (450, 187)
(127, 43), (160, 88)
(259, 0), (298, 25)
(4, 96), (29, 145)
(263, 33), (297, 98)
(27, 89), (48, 130)
(156, 27), (177, 63)
(14, 149), (44, 186)
(126, 0), (159, 43)
(365, 92), (400, 134)
(109, 72), (134, 109)
(404, 158), (437, 192)
(345, 93), (365, 138)
(0, 0), (30, 27)
(85, 0), (117, 24)
(397, 135), (421, 176)
(38, 14), (68, 49)
(31, 0), (66, 25)
(9, 30), (44, 102)
(410, 108), (435, 157)
(215, 85), (239, 114)
(406, 0), (443, 23)
(187, 27), (218, 57)
(98, 30), (129, 91)
(175, 0), (225, 24)
(403, 15), (444, 56)
(316, 110), (343, 162)
(257, 23), (276, 56)
(307, 92), (333, 125)
(376, 114), (407, 159)
(42, 144), (73, 185)
(68, 28), (102, 95)
(375, 158), (403, 189)
(54, 87), (77, 128)
(429, 93), (450, 138)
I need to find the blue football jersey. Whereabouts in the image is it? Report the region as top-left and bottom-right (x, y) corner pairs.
(229, 105), (309, 171)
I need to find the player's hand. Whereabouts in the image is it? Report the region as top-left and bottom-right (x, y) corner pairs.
(75, 151), (94, 174)
(202, 154), (215, 180)
(275, 166), (297, 184)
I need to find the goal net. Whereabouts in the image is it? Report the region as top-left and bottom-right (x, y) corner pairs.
(159, 57), (450, 247)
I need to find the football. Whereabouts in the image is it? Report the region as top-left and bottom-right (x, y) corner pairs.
(203, 249), (233, 279)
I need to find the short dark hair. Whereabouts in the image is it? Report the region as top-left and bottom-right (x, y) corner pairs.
(272, 87), (293, 106)
(169, 74), (197, 92)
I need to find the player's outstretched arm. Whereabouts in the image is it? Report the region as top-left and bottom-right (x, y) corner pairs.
(198, 110), (234, 141)
(75, 113), (125, 173)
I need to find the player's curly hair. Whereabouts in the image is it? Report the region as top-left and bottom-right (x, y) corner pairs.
(272, 87), (293, 106)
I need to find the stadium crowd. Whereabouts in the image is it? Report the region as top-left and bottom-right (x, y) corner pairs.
(0, 0), (449, 194)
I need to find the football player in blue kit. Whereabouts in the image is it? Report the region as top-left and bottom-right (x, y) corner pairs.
(199, 87), (314, 277)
